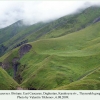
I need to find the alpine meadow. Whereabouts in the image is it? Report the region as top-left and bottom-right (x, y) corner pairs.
(0, 4), (100, 90)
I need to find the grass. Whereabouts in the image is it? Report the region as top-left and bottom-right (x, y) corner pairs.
(20, 22), (100, 89)
(0, 6), (100, 90)
(55, 68), (100, 90)
(55, 79), (100, 90)
(1, 6), (100, 57)
(1, 21), (99, 90)
(0, 47), (19, 77)
(0, 67), (19, 90)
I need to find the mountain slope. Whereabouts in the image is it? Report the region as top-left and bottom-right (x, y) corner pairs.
(20, 22), (100, 90)
(0, 20), (28, 56)
(3, 22), (47, 51)
(0, 67), (18, 90)
(1, 20), (100, 90)
(0, 20), (26, 44)
(28, 6), (100, 39)
(1, 6), (100, 57)
(55, 67), (100, 90)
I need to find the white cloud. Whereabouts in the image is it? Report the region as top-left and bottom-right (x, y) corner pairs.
(0, 1), (100, 28)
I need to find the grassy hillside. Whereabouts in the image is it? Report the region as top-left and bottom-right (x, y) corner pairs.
(20, 22), (100, 90)
(0, 21), (48, 56)
(1, 6), (100, 57)
(55, 67), (100, 90)
(1, 21), (100, 90)
(0, 67), (18, 90)
(0, 21), (28, 56)
(22, 6), (100, 42)
(0, 21), (26, 44)
(3, 22), (47, 51)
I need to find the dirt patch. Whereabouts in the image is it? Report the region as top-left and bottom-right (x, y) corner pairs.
(17, 87), (23, 90)
(93, 17), (100, 23)
(0, 62), (2, 66)
(19, 44), (32, 58)
(12, 57), (20, 78)
(2, 62), (10, 69)
(12, 57), (19, 64)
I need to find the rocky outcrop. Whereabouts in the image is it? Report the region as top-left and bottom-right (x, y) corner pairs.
(12, 57), (20, 78)
(13, 44), (32, 78)
(93, 17), (100, 23)
(0, 62), (2, 66)
(12, 57), (19, 64)
(2, 62), (10, 69)
(1, 44), (32, 79)
(19, 44), (32, 58)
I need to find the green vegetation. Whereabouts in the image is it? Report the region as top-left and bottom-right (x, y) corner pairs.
(1, 20), (100, 90)
(0, 67), (18, 90)
(19, 22), (100, 89)
(55, 68), (100, 90)
(1, 6), (100, 57)
(0, 6), (100, 90)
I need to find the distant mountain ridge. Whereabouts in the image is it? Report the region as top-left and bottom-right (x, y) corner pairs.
(1, 6), (100, 56)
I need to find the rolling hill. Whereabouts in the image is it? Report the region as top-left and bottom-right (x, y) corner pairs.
(1, 6), (100, 57)
(0, 6), (100, 90)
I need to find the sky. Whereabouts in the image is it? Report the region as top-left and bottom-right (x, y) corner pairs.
(0, 1), (100, 28)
